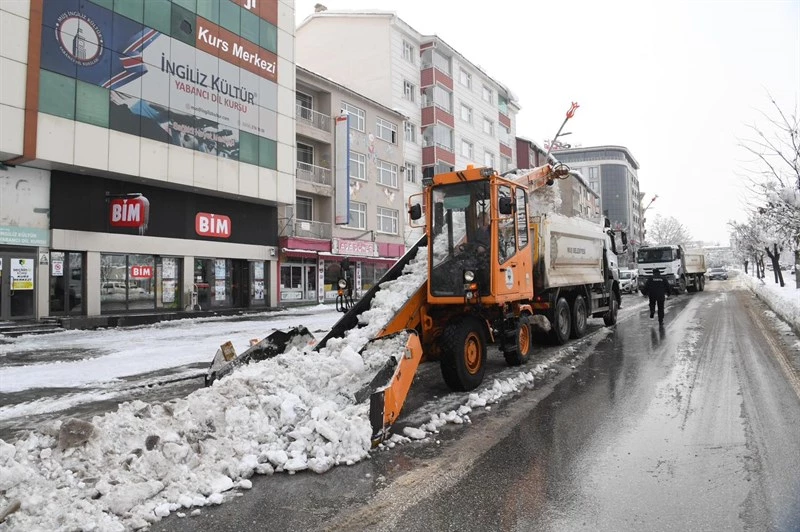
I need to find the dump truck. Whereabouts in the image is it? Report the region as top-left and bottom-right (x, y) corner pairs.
(636, 245), (706, 294)
(205, 162), (625, 444)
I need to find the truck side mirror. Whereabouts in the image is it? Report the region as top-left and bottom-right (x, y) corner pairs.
(499, 196), (513, 215)
(409, 203), (422, 221)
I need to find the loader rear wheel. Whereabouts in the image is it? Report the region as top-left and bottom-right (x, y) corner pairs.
(571, 295), (588, 339)
(440, 317), (486, 391)
(551, 297), (571, 345)
(503, 315), (532, 366)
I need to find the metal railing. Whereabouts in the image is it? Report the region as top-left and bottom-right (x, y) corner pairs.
(296, 161), (332, 186)
(296, 104), (332, 132)
(280, 218), (332, 239)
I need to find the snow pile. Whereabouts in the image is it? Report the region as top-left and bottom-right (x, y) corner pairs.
(739, 270), (800, 331)
(0, 251), (429, 530)
(506, 168), (563, 216)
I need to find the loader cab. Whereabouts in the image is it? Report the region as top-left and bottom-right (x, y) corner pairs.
(419, 168), (533, 304)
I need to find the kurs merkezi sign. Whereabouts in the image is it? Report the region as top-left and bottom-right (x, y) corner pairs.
(40, 0), (279, 164)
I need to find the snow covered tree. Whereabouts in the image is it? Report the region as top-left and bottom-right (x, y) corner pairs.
(739, 94), (800, 287)
(646, 214), (693, 245)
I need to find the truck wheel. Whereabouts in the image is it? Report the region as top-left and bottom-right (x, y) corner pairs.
(440, 316), (487, 391)
(603, 294), (619, 326)
(699, 276), (705, 291)
(678, 276), (687, 293)
(503, 315), (532, 366)
(571, 295), (588, 339)
(551, 297), (571, 345)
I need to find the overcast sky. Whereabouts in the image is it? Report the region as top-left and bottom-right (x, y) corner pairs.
(295, 0), (800, 245)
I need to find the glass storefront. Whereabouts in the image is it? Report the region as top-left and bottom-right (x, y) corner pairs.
(101, 253), (182, 313)
(49, 251), (84, 315)
(194, 258), (263, 310)
(280, 259), (317, 303)
(0, 249), (37, 319)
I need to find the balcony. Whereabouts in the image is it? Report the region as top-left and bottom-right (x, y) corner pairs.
(296, 161), (332, 186)
(296, 105), (331, 132)
(280, 218), (332, 239)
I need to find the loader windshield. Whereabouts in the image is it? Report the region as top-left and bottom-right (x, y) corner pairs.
(429, 181), (491, 297)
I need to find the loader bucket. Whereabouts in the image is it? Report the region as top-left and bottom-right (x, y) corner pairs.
(205, 326), (315, 386)
(353, 330), (424, 446)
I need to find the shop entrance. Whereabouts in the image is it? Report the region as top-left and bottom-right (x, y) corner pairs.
(49, 251), (85, 316)
(0, 249), (37, 320)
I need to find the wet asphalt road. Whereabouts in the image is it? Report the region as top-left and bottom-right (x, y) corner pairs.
(158, 277), (800, 532)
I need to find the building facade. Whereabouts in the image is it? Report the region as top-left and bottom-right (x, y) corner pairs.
(0, 0), (296, 321)
(280, 66), (406, 304)
(550, 146), (643, 261)
(295, 8), (520, 245)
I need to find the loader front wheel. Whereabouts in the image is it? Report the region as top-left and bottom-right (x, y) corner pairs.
(441, 317), (487, 391)
(551, 297), (571, 345)
(503, 315), (532, 366)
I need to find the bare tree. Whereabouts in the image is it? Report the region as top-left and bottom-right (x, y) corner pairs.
(646, 214), (693, 245)
(738, 94), (800, 287)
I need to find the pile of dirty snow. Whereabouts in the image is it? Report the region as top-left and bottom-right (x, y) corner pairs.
(0, 251), (428, 530)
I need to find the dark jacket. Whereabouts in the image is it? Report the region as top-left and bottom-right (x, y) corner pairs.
(645, 274), (669, 299)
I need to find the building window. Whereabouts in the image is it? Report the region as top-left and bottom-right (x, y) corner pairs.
(461, 139), (473, 159)
(297, 142), (313, 165)
(483, 117), (494, 136)
(350, 151), (366, 181)
(501, 156), (511, 173)
(296, 91), (313, 120)
(459, 68), (472, 89)
(341, 101), (365, 132)
(484, 151), (495, 168)
(499, 125), (511, 147)
(348, 201), (367, 229)
(296, 196), (313, 220)
(404, 121), (417, 143)
(403, 40), (415, 63)
(460, 103), (472, 124)
(377, 160), (399, 188)
(482, 85), (493, 104)
(377, 207), (399, 234)
(403, 80), (416, 102)
(376, 117), (398, 144)
(434, 161), (453, 175)
(498, 94), (509, 115)
(405, 162), (417, 184)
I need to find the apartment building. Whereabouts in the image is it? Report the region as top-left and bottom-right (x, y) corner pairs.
(280, 66), (406, 304)
(552, 145), (644, 260)
(295, 8), (520, 244)
(0, 0), (295, 322)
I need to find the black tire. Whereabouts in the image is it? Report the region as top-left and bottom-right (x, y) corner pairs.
(678, 276), (687, 293)
(699, 276), (705, 291)
(603, 293), (619, 326)
(571, 295), (588, 339)
(440, 316), (487, 391)
(504, 315), (533, 366)
(551, 297), (571, 345)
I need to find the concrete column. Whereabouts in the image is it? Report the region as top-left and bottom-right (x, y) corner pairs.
(183, 256), (194, 310)
(36, 248), (49, 319)
(86, 251), (101, 316)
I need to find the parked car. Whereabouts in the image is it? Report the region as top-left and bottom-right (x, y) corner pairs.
(619, 269), (639, 293)
(708, 267), (728, 280)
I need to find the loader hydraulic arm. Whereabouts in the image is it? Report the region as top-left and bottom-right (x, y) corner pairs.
(509, 163), (571, 192)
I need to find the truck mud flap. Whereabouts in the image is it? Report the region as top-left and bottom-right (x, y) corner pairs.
(352, 330), (423, 446)
(205, 326), (314, 386)
(314, 234), (427, 352)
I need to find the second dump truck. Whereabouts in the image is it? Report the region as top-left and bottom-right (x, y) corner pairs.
(636, 244), (706, 294)
(207, 163), (625, 443)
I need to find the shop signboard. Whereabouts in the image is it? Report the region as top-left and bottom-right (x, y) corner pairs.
(109, 196), (150, 232)
(130, 265), (153, 279)
(332, 238), (377, 257)
(196, 213), (232, 238)
(0, 166), (50, 246)
(41, 0), (279, 163)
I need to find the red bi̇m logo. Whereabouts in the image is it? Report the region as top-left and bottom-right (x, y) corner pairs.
(195, 212), (231, 238)
(130, 265), (153, 279)
(109, 196), (149, 231)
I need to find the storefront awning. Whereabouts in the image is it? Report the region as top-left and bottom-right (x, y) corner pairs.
(282, 248), (319, 259)
(318, 252), (400, 265)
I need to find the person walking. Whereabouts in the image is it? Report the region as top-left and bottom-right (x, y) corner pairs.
(645, 268), (669, 324)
